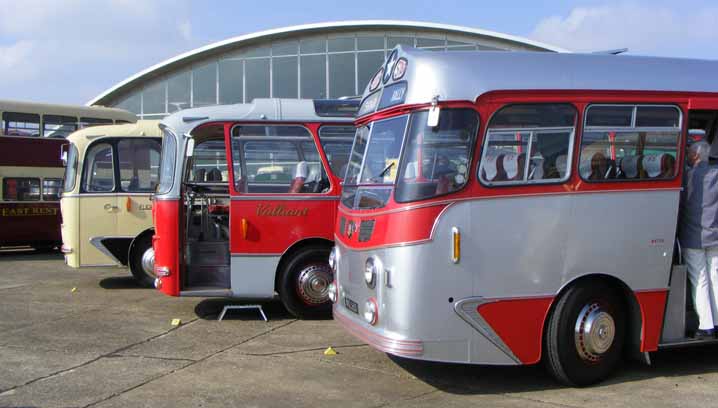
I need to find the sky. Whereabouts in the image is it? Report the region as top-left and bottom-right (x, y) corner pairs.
(1, 0), (717, 105)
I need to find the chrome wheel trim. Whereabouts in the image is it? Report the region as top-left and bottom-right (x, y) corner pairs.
(296, 264), (332, 305)
(141, 247), (155, 277)
(574, 302), (616, 362)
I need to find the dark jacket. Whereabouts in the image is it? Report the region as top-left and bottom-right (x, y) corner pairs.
(679, 161), (718, 249)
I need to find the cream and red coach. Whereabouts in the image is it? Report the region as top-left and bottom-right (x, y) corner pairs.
(329, 46), (718, 385)
(153, 98), (356, 318)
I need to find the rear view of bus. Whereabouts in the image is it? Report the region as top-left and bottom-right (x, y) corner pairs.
(60, 121), (162, 286)
(153, 99), (357, 318)
(330, 46), (718, 386)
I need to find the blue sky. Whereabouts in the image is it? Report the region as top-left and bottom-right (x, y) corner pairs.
(1, 0), (717, 105)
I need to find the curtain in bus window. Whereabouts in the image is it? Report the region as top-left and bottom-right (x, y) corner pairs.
(479, 104), (576, 186)
(118, 139), (162, 192)
(2, 112), (40, 137)
(83, 143), (114, 192)
(580, 104), (680, 181)
(2, 178), (40, 201)
(43, 115), (77, 138)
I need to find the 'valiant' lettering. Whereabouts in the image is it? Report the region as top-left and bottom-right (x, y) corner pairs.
(256, 204), (309, 217)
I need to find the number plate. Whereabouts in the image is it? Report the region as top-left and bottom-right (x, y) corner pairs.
(344, 297), (359, 314)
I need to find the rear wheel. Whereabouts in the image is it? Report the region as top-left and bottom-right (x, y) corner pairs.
(129, 235), (155, 288)
(278, 245), (332, 319)
(544, 282), (625, 386)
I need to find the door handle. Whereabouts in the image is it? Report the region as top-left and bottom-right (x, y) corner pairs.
(104, 203), (118, 212)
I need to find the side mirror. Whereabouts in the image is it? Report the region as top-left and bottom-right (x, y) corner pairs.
(60, 144), (69, 166)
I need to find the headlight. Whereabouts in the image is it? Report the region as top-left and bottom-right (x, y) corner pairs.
(327, 282), (337, 303)
(328, 246), (337, 271)
(365, 257), (380, 289)
(364, 298), (378, 325)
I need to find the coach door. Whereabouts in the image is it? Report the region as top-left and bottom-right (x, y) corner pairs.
(228, 124), (337, 298)
(78, 141), (118, 266)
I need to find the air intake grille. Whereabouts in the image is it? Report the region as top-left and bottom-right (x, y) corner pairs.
(358, 220), (375, 242)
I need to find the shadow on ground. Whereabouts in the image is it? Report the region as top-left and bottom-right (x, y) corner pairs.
(0, 248), (62, 261)
(388, 343), (718, 394)
(99, 276), (146, 290)
(193, 298), (295, 321)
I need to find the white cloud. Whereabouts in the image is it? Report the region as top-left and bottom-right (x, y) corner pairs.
(0, 0), (193, 104)
(530, 4), (718, 58)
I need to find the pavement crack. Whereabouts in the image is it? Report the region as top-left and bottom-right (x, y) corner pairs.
(237, 343), (367, 356)
(81, 319), (297, 407)
(0, 316), (200, 396)
(500, 394), (583, 408)
(371, 389), (440, 408)
(106, 354), (198, 363)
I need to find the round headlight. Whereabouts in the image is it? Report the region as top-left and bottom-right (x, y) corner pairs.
(328, 247), (337, 271)
(327, 282), (337, 303)
(364, 257), (379, 288)
(364, 298), (378, 325)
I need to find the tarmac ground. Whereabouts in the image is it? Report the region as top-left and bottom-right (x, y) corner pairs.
(1, 249), (718, 407)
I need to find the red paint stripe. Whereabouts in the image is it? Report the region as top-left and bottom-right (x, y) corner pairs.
(635, 289), (668, 352)
(476, 296), (554, 364)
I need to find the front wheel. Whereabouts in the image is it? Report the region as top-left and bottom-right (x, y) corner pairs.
(129, 235), (155, 288)
(278, 245), (332, 319)
(544, 282), (625, 386)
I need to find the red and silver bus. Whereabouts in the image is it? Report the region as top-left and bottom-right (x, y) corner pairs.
(329, 46), (718, 385)
(0, 100), (135, 249)
(153, 98), (357, 318)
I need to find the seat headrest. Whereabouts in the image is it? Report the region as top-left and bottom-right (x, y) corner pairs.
(483, 153), (501, 181)
(621, 155), (641, 179)
(579, 154), (592, 179)
(643, 154), (664, 178)
(530, 155), (544, 180)
(556, 155), (568, 178)
(307, 166), (321, 183)
(294, 161), (308, 179)
(503, 153), (520, 179)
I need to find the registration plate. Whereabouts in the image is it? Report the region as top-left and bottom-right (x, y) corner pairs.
(344, 297), (359, 314)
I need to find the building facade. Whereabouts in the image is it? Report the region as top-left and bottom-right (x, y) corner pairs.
(88, 21), (565, 118)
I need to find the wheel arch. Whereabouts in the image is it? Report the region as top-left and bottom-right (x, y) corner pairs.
(543, 273), (643, 360)
(274, 237), (334, 293)
(127, 227), (155, 262)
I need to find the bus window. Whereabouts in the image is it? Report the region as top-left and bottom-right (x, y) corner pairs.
(118, 139), (161, 192)
(63, 143), (79, 193)
(318, 125), (355, 177)
(2, 112), (41, 137)
(188, 140), (227, 184)
(395, 109), (479, 202)
(42, 178), (63, 201)
(479, 104), (577, 185)
(43, 115), (78, 138)
(231, 125), (326, 194)
(83, 143), (114, 192)
(3, 178), (40, 201)
(80, 117), (113, 128)
(580, 105), (681, 181)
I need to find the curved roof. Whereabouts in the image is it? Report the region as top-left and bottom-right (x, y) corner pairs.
(359, 46), (718, 114)
(67, 120), (162, 150)
(87, 20), (568, 107)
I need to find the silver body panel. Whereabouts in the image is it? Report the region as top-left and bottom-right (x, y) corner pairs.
(360, 46), (718, 114)
(230, 254), (281, 298)
(334, 189), (679, 364)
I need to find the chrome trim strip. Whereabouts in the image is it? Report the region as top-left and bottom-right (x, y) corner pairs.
(453, 297), (521, 363)
(334, 234), (431, 251)
(60, 193), (153, 198)
(334, 307), (424, 356)
(89, 236), (134, 266)
(231, 195), (339, 201)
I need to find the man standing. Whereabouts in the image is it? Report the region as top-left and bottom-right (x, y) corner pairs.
(679, 141), (718, 339)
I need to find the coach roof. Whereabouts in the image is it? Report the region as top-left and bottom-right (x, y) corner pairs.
(160, 98), (357, 135)
(362, 46), (718, 114)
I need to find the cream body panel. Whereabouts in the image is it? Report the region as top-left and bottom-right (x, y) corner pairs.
(60, 196), (80, 267)
(116, 194), (154, 237)
(79, 195), (118, 266)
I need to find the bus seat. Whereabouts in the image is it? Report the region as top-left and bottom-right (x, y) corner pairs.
(503, 153), (524, 181)
(288, 161), (308, 193)
(194, 168), (206, 182)
(529, 155), (545, 180)
(661, 154), (676, 178)
(621, 155), (641, 179)
(206, 168), (223, 182)
(556, 154), (568, 178)
(643, 154), (663, 178)
(482, 153), (505, 182)
(589, 152), (608, 180)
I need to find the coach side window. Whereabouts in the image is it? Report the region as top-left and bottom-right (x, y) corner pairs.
(579, 105), (680, 181)
(83, 142), (114, 193)
(118, 139), (162, 192)
(2, 112), (40, 137)
(2, 178), (40, 201)
(479, 104), (577, 186)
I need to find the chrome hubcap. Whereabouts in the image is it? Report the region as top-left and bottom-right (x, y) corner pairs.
(141, 247), (155, 277)
(297, 264), (332, 305)
(575, 303), (615, 362)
